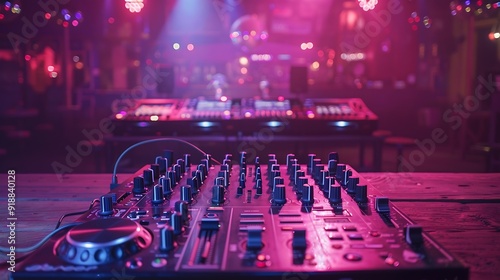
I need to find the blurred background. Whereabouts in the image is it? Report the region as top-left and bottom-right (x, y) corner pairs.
(0, 0), (499, 174)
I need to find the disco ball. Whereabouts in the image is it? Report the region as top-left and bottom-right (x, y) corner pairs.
(229, 14), (268, 51)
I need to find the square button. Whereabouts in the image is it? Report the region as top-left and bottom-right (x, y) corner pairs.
(328, 233), (343, 240)
(347, 233), (364, 240)
(342, 225), (357, 232)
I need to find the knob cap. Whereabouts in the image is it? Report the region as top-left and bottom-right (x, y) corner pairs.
(152, 185), (164, 204)
(170, 212), (183, 235)
(347, 177), (359, 194)
(160, 177), (173, 195)
(301, 184), (314, 205)
(255, 179), (263, 195)
(246, 226), (263, 251)
(98, 194), (113, 216)
(404, 225), (423, 247)
(155, 156), (168, 174)
(150, 164), (160, 180)
(273, 184), (286, 205)
(336, 164), (346, 180)
(212, 185), (225, 205)
(184, 154), (191, 169)
(168, 170), (177, 187)
(307, 154), (316, 175)
(180, 185), (192, 204)
(143, 169), (154, 186)
(175, 201), (189, 225)
(292, 229), (307, 250)
(133, 177), (145, 194)
(160, 226), (176, 252)
(328, 184), (342, 204)
(342, 169), (352, 187)
(236, 186), (244, 196)
(355, 184), (368, 203)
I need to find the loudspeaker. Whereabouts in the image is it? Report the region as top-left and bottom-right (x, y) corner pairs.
(290, 66), (308, 93)
(157, 66), (175, 94)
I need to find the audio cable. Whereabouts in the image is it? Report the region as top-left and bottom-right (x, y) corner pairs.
(110, 137), (221, 189)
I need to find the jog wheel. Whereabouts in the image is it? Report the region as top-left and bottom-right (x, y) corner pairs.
(55, 218), (152, 265)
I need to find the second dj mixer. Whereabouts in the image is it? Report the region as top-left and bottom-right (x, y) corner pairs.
(111, 97), (379, 136)
(11, 149), (468, 279)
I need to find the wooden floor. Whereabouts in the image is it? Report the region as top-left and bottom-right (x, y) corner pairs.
(0, 172), (499, 280)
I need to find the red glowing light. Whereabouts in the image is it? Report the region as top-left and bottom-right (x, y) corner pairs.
(24, 55), (31, 61)
(108, 17), (115, 24)
(278, 96), (285, 102)
(44, 13), (51, 20)
(477, 0), (483, 6)
(414, 16), (420, 22)
(457, 5), (462, 11)
(408, 17), (414, 23)
(411, 25), (418, 31)
(0, 14), (4, 20)
(62, 21), (69, 27)
(72, 20), (78, 26)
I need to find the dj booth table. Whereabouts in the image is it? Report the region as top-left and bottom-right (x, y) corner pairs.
(1, 172), (499, 280)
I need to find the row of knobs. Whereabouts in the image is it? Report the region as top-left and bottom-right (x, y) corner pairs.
(263, 152), (368, 206)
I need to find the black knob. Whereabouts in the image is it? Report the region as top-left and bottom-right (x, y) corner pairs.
(307, 154), (316, 175)
(342, 169), (352, 187)
(168, 170), (177, 187)
(355, 184), (368, 203)
(268, 153), (276, 161)
(173, 164), (182, 182)
(273, 176), (284, 191)
(296, 176), (308, 194)
(286, 154), (295, 170)
(327, 159), (338, 177)
(273, 184), (286, 205)
(197, 164), (207, 181)
(160, 177), (173, 195)
(187, 177), (199, 194)
(214, 176), (225, 187)
(404, 225), (423, 247)
(328, 152), (339, 162)
(319, 170), (329, 189)
(255, 167), (262, 182)
(160, 226), (176, 252)
(133, 176), (145, 194)
(184, 154), (191, 170)
(292, 229), (307, 250)
(291, 164), (300, 180)
(143, 169), (154, 186)
(336, 164), (346, 180)
(170, 212), (183, 235)
(155, 156), (168, 174)
(246, 226), (263, 251)
(324, 176), (335, 193)
(180, 185), (192, 204)
(288, 159), (298, 175)
(212, 185), (225, 205)
(312, 159), (322, 180)
(175, 201), (189, 224)
(176, 159), (185, 174)
(217, 171), (229, 188)
(236, 186), (243, 196)
(301, 184), (314, 205)
(294, 170), (305, 187)
(347, 177), (359, 194)
(98, 194), (113, 216)
(152, 185), (164, 204)
(150, 164), (160, 180)
(255, 179), (263, 195)
(328, 184), (342, 204)
(239, 173), (246, 188)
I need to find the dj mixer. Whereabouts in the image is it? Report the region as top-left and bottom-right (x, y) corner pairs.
(111, 97), (378, 136)
(11, 148), (468, 279)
